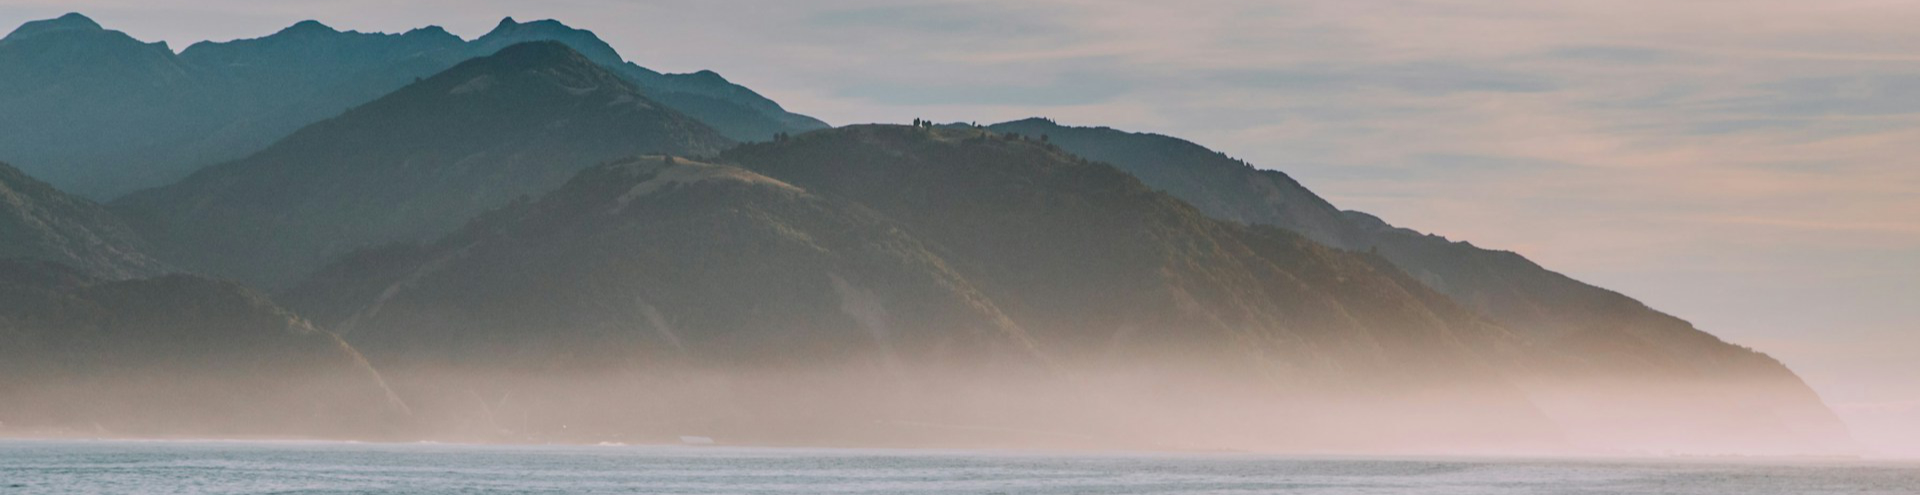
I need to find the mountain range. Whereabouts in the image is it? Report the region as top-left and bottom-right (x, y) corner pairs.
(276, 128), (1565, 448)
(0, 13), (824, 199)
(0, 13), (1855, 454)
(114, 41), (732, 287)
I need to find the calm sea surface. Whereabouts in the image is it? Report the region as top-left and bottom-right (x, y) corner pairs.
(0, 439), (1914, 494)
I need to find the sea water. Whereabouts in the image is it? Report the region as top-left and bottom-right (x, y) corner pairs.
(0, 439), (1914, 494)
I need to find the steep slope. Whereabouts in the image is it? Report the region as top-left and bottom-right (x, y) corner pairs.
(0, 161), (168, 279)
(718, 126), (1560, 450)
(0, 260), (404, 438)
(285, 128), (1560, 450)
(0, 14), (826, 198)
(988, 119), (1363, 248)
(723, 127), (1513, 374)
(989, 117), (1854, 454)
(285, 156), (1053, 444)
(113, 42), (733, 287)
(289, 156), (1039, 367)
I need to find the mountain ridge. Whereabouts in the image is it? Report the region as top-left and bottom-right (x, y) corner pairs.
(0, 13), (1857, 455)
(987, 117), (1853, 454)
(0, 13), (827, 198)
(113, 41), (733, 287)
(1, 12), (105, 42)
(282, 126), (1565, 449)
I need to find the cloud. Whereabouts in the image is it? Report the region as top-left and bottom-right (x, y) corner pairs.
(807, 3), (1054, 35)
(833, 72), (1135, 106)
(1709, 74), (1920, 119)
(1209, 62), (1560, 95)
(1539, 45), (1682, 64)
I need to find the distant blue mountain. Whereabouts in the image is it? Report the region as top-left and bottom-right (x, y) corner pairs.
(113, 42), (733, 287)
(0, 13), (826, 199)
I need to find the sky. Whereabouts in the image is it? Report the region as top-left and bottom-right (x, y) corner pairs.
(2, 0), (1916, 457)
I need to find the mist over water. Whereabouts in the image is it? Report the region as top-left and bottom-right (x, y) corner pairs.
(0, 360), (1860, 457)
(1, 439), (1914, 494)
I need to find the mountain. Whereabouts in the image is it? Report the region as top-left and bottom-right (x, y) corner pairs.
(113, 42), (733, 287)
(288, 126), (1561, 450)
(0, 14), (219, 198)
(288, 155), (1041, 367)
(0, 259), (404, 438)
(0, 161), (168, 279)
(720, 127), (1510, 371)
(469, 17), (828, 142)
(171, 20), (469, 177)
(988, 117), (1854, 454)
(0, 13), (826, 199)
(284, 155), (1063, 445)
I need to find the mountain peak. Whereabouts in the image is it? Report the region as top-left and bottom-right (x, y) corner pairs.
(405, 25), (451, 37)
(483, 17), (565, 39)
(681, 69), (731, 84)
(481, 17), (596, 41)
(1000, 117), (1060, 128)
(53, 12), (100, 28)
(399, 40), (662, 117)
(474, 40), (594, 68)
(279, 20), (338, 34)
(472, 16), (624, 66)
(4, 12), (106, 42)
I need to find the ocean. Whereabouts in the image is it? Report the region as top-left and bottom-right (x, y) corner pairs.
(0, 439), (1914, 494)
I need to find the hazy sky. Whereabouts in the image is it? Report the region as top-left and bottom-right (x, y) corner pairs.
(3, 0), (1916, 456)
